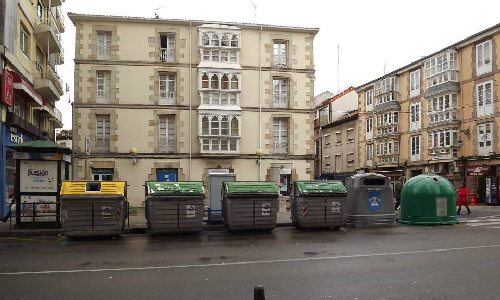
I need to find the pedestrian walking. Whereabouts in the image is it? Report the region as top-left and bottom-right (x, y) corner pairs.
(394, 177), (404, 211)
(457, 183), (471, 215)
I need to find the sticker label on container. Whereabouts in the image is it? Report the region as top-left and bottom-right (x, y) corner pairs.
(436, 197), (447, 217)
(368, 191), (381, 212)
(262, 203), (271, 216)
(332, 202), (341, 213)
(301, 204), (308, 217)
(187, 205), (196, 218)
(102, 206), (111, 219)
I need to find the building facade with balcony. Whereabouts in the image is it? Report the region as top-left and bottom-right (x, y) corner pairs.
(69, 14), (318, 206)
(0, 0), (65, 218)
(357, 23), (500, 203)
(314, 87), (358, 179)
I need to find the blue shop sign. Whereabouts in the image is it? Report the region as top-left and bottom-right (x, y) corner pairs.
(3, 127), (33, 146)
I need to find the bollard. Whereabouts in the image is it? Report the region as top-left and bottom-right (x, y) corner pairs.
(254, 285), (265, 300)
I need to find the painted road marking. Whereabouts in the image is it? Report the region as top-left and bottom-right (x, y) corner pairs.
(1, 244), (500, 276)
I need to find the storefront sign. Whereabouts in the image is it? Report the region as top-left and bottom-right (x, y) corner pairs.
(1, 69), (14, 106)
(20, 160), (58, 193)
(467, 166), (495, 176)
(20, 195), (57, 222)
(280, 168), (292, 175)
(10, 132), (25, 144)
(14, 153), (64, 160)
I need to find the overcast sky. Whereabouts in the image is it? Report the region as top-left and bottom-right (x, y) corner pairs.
(56, 0), (500, 129)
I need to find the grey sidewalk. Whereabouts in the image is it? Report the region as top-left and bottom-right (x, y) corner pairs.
(1, 204), (498, 237)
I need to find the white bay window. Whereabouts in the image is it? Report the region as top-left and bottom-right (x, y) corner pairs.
(200, 115), (240, 153)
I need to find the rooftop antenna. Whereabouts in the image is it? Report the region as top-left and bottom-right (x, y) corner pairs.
(337, 44), (340, 93)
(251, 1), (258, 19)
(384, 62), (387, 75)
(154, 6), (164, 19)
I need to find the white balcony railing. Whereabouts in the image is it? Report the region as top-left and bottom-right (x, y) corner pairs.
(273, 94), (288, 108)
(428, 109), (459, 126)
(97, 46), (111, 56)
(159, 90), (175, 105)
(160, 48), (175, 62)
(378, 155), (399, 165)
(273, 141), (288, 154)
(377, 125), (400, 137)
(33, 62), (63, 95)
(274, 56), (286, 68)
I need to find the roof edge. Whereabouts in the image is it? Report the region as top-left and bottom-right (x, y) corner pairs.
(67, 13), (320, 34)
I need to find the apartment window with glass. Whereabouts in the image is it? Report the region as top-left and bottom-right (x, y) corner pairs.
(476, 80), (493, 117)
(366, 118), (373, 140)
(347, 152), (355, 166)
(319, 106), (329, 124)
(424, 51), (459, 88)
(410, 102), (421, 131)
(324, 156), (331, 168)
(273, 78), (288, 108)
(366, 90), (373, 111)
(335, 131), (342, 145)
(97, 32), (112, 57)
(428, 129), (459, 149)
(35, 47), (44, 74)
(366, 144), (373, 166)
(159, 115), (175, 153)
(159, 74), (176, 105)
(476, 40), (492, 76)
(478, 123), (493, 156)
(324, 134), (331, 147)
(273, 41), (287, 67)
(96, 115), (110, 153)
(19, 24), (29, 56)
(411, 135), (421, 161)
(410, 69), (420, 98)
(273, 118), (288, 154)
(200, 115), (240, 152)
(96, 71), (111, 103)
(428, 93), (459, 124)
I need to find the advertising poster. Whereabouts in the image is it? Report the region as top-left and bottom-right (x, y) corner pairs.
(20, 195), (57, 222)
(20, 160), (58, 193)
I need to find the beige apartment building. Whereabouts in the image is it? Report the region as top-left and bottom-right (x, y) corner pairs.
(357, 23), (500, 203)
(68, 14), (318, 207)
(314, 87), (358, 179)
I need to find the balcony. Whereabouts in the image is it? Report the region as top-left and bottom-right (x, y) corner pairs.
(427, 109), (460, 128)
(373, 99), (400, 113)
(39, 104), (63, 128)
(55, 6), (65, 33)
(376, 124), (400, 138)
(34, 9), (62, 55)
(378, 155), (399, 166)
(6, 111), (43, 138)
(273, 141), (288, 154)
(159, 48), (175, 62)
(33, 62), (64, 102)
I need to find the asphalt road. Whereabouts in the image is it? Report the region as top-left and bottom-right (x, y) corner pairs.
(1, 222), (500, 300)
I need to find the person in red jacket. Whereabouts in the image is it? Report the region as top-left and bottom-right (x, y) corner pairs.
(457, 183), (471, 215)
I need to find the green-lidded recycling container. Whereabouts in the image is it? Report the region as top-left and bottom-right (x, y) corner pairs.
(222, 181), (279, 231)
(400, 175), (458, 225)
(291, 181), (347, 229)
(60, 181), (128, 238)
(145, 181), (205, 234)
(344, 174), (396, 227)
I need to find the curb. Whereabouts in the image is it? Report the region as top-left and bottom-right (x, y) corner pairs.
(0, 222), (295, 237)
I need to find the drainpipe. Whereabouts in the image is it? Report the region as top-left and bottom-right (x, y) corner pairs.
(189, 22), (192, 180)
(258, 26), (262, 181)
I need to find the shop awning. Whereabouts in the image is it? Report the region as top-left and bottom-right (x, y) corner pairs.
(9, 71), (43, 106)
(467, 166), (495, 176)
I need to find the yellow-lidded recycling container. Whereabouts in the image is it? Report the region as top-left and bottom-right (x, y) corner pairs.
(60, 181), (128, 238)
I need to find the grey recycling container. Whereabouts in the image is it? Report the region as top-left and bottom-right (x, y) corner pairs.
(145, 181), (205, 234)
(222, 181), (279, 231)
(344, 174), (396, 227)
(291, 181), (347, 229)
(60, 181), (128, 238)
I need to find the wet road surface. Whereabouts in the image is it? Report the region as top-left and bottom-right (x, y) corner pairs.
(1, 223), (499, 299)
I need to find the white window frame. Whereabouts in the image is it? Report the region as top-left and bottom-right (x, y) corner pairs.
(476, 80), (494, 117)
(366, 144), (373, 166)
(273, 78), (288, 108)
(476, 40), (492, 76)
(410, 102), (421, 131)
(410, 69), (420, 98)
(478, 123), (493, 156)
(159, 34), (175, 62)
(273, 118), (288, 154)
(411, 135), (421, 161)
(96, 114), (110, 153)
(97, 32), (112, 57)
(200, 115), (241, 153)
(159, 115), (175, 153)
(20, 24), (29, 56)
(273, 41), (287, 67)
(366, 117), (373, 140)
(366, 90), (373, 111)
(96, 71), (111, 103)
(159, 74), (176, 105)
